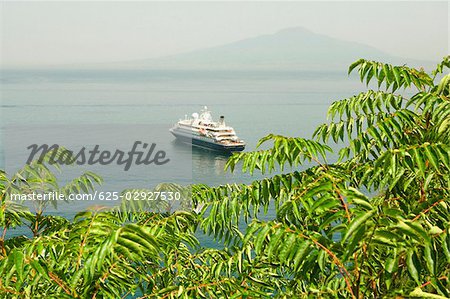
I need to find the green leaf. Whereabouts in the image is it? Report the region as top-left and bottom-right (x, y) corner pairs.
(11, 249), (24, 282)
(406, 249), (420, 285)
(342, 210), (375, 244)
(409, 287), (449, 299)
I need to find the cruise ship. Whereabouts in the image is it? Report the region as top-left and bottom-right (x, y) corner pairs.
(170, 107), (245, 152)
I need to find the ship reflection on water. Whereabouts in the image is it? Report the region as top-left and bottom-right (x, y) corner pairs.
(171, 139), (233, 184)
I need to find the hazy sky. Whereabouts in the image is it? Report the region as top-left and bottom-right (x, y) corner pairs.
(1, 1), (448, 68)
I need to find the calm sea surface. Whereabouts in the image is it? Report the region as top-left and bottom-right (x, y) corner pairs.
(0, 69), (362, 242)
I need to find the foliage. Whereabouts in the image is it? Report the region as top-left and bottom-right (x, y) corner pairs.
(0, 57), (449, 298)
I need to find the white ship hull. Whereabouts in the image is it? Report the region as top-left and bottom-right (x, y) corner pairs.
(170, 127), (245, 152)
(170, 107), (245, 153)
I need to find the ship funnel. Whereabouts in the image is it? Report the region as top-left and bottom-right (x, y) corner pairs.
(219, 115), (225, 125)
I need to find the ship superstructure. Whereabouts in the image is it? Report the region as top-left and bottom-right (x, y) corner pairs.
(170, 106), (245, 152)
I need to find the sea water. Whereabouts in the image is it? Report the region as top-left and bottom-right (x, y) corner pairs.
(0, 69), (362, 244)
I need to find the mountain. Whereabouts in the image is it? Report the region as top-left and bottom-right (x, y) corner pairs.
(97, 27), (432, 71)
